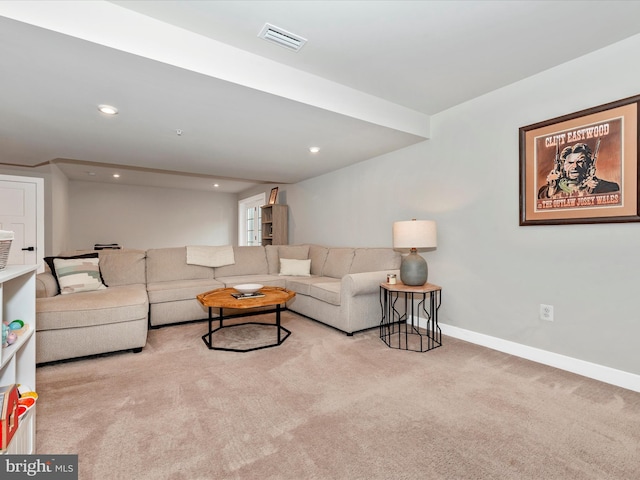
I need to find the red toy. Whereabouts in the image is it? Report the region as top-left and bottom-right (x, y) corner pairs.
(0, 384), (19, 451)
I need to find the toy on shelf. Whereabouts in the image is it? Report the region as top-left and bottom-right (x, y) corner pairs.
(3, 320), (29, 347)
(8, 320), (23, 330)
(16, 385), (38, 420)
(0, 384), (19, 450)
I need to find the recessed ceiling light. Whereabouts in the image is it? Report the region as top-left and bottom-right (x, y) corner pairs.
(112, 174), (120, 178)
(87, 172), (96, 176)
(309, 146), (320, 153)
(98, 104), (118, 115)
(213, 184), (219, 188)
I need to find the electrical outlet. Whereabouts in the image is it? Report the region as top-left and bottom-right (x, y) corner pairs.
(539, 304), (554, 322)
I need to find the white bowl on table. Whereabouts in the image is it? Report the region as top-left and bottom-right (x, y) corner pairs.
(233, 283), (264, 295)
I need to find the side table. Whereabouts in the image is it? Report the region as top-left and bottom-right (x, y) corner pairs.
(379, 282), (442, 352)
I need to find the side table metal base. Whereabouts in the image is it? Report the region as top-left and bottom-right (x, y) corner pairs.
(379, 283), (442, 352)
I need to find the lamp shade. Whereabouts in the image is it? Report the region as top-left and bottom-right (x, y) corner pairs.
(393, 220), (437, 250)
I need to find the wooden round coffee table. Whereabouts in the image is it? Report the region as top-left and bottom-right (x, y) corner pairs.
(197, 286), (295, 352)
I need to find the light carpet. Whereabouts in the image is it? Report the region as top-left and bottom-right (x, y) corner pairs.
(35, 312), (640, 479)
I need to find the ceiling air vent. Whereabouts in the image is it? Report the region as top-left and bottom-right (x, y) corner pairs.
(258, 23), (307, 51)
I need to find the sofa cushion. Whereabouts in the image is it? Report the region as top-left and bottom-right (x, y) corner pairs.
(308, 245), (329, 275)
(216, 275), (285, 289)
(279, 245), (310, 260)
(98, 250), (147, 286)
(147, 279), (225, 304)
(322, 248), (355, 279)
(285, 276), (335, 296)
(147, 247), (214, 283)
(214, 246), (268, 277)
(53, 257), (107, 295)
(265, 245), (279, 274)
(36, 272), (62, 299)
(350, 248), (401, 274)
(37, 284), (148, 331)
(309, 281), (341, 306)
(279, 258), (311, 276)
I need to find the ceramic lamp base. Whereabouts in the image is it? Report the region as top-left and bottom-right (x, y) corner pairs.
(400, 249), (428, 286)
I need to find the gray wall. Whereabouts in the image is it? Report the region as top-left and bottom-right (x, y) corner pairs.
(68, 181), (238, 250)
(286, 33), (640, 376)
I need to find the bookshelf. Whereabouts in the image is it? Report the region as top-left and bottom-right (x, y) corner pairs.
(261, 204), (288, 245)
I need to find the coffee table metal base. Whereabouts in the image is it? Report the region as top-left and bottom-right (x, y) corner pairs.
(201, 305), (291, 352)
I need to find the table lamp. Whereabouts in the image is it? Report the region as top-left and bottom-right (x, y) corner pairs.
(393, 219), (437, 286)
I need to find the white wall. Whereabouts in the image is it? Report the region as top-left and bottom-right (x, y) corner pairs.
(68, 181), (238, 250)
(49, 163), (69, 255)
(286, 33), (640, 377)
(0, 165), (61, 256)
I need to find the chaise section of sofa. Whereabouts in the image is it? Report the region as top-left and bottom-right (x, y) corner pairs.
(35, 249), (149, 364)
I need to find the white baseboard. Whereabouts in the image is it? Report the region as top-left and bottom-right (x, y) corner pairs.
(439, 322), (640, 393)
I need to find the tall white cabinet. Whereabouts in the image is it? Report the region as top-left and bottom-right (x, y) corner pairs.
(0, 265), (36, 454)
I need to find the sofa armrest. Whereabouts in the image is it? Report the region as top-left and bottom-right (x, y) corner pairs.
(342, 270), (400, 297)
(36, 272), (59, 298)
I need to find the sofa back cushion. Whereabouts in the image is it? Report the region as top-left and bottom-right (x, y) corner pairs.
(147, 247), (214, 283)
(98, 250), (147, 286)
(350, 248), (401, 274)
(214, 246), (268, 277)
(308, 245), (329, 275)
(322, 248), (355, 279)
(266, 245), (279, 274)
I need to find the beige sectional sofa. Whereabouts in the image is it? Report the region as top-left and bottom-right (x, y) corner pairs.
(35, 244), (400, 363)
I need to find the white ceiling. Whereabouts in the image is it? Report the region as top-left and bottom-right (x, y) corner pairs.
(2, 1), (640, 193)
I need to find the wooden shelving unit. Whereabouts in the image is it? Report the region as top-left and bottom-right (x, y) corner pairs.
(261, 204), (288, 245)
(0, 265), (37, 454)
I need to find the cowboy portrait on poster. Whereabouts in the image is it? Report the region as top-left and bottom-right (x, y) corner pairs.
(535, 119), (622, 212)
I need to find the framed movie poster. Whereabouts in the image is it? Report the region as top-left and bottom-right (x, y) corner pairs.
(519, 95), (640, 225)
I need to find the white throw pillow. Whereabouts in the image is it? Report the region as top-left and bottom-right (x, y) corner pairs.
(279, 258), (311, 276)
(53, 257), (107, 294)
